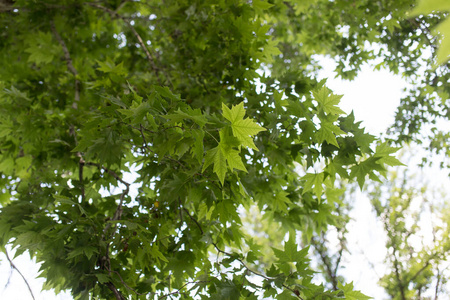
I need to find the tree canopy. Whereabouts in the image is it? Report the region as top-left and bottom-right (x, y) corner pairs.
(0, 0), (448, 299)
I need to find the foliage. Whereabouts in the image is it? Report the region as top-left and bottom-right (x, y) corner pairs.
(0, 0), (404, 299)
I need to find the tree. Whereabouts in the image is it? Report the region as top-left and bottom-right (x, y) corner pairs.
(0, 0), (446, 299)
(369, 165), (450, 299)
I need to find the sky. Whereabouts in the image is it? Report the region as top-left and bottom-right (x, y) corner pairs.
(316, 57), (405, 299)
(0, 59), (439, 299)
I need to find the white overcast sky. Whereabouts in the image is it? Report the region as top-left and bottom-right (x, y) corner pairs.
(0, 58), (433, 300)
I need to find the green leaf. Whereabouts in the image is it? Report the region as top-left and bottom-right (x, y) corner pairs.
(276, 289), (298, 300)
(435, 18), (450, 65)
(340, 112), (375, 153)
(316, 119), (346, 147)
(191, 129), (205, 164)
(165, 107), (208, 127)
(374, 143), (404, 167)
(211, 281), (240, 300)
(104, 95), (127, 108)
(253, 0), (274, 10)
(411, 0), (450, 65)
(3, 86), (31, 102)
(272, 232), (309, 264)
(272, 190), (291, 212)
(154, 86), (181, 101)
(95, 273), (111, 284)
(222, 102), (245, 124)
(67, 246), (98, 260)
(203, 146), (227, 184)
(97, 58), (127, 75)
(411, 0), (450, 15)
(53, 194), (87, 215)
(203, 139), (247, 185)
(337, 282), (372, 300)
(313, 85), (346, 116)
(350, 157), (385, 189)
(302, 172), (324, 199)
(25, 32), (60, 66)
(222, 102), (266, 150)
(149, 245), (169, 263)
(224, 148), (247, 172)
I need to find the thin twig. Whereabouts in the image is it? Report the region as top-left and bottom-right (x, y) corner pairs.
(311, 236), (338, 290)
(137, 125), (188, 169)
(85, 2), (169, 86)
(4, 249), (36, 300)
(158, 280), (210, 299)
(85, 162), (130, 188)
(408, 253), (437, 283)
(112, 270), (144, 296)
(392, 247), (406, 300)
(183, 208), (203, 235)
(50, 21), (80, 109)
(408, 18), (436, 49)
(178, 198), (183, 223)
(84, 162), (130, 235)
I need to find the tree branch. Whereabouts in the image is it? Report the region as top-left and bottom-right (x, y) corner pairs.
(111, 270), (145, 296)
(182, 207), (304, 299)
(105, 281), (127, 300)
(85, 162), (130, 189)
(333, 236), (345, 279)
(183, 208), (204, 235)
(408, 18), (436, 49)
(408, 252), (439, 284)
(84, 162), (130, 235)
(83, 162), (131, 299)
(311, 236), (339, 290)
(50, 21), (80, 109)
(391, 245), (406, 300)
(79, 156), (85, 202)
(4, 249), (35, 300)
